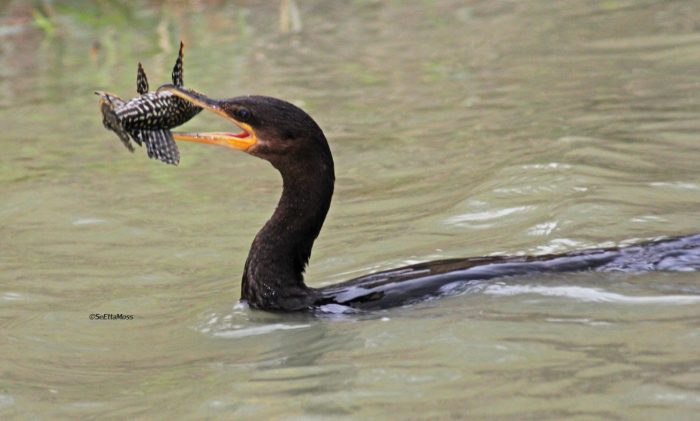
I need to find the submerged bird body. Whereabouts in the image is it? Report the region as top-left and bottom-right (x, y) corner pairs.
(148, 85), (700, 312)
(96, 42), (201, 165)
(316, 234), (700, 310)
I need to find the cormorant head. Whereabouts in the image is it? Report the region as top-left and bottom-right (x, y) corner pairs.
(157, 85), (331, 171)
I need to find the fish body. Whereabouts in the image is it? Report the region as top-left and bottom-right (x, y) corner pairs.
(96, 42), (201, 165)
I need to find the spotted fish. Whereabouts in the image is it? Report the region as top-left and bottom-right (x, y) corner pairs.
(96, 42), (202, 165)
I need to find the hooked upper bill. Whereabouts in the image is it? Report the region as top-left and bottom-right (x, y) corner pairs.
(156, 84), (257, 151)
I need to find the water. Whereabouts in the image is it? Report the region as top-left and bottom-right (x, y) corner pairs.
(2, 0), (700, 418)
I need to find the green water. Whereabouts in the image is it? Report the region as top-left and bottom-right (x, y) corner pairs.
(2, 1), (700, 419)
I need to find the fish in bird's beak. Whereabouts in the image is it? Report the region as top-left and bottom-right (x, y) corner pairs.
(156, 84), (257, 151)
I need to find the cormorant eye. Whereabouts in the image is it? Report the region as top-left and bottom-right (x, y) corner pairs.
(236, 108), (251, 121)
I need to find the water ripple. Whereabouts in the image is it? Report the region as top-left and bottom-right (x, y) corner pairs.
(484, 284), (700, 304)
(445, 206), (531, 225)
(212, 323), (311, 339)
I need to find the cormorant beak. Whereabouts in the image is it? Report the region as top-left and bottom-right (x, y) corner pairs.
(156, 84), (257, 151)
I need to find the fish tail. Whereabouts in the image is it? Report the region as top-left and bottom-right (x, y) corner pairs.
(96, 92), (134, 152)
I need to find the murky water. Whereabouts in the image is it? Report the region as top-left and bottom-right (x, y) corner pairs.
(2, 0), (700, 419)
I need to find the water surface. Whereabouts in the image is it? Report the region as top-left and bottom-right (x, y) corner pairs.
(1, 1), (700, 419)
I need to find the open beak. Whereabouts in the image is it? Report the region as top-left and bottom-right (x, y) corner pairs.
(156, 84), (257, 151)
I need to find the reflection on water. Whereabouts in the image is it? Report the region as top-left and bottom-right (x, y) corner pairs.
(1, 0), (700, 419)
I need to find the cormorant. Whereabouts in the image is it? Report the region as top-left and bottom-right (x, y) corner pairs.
(155, 84), (700, 312)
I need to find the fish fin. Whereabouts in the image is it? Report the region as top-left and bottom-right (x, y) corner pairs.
(140, 129), (180, 165)
(137, 62), (149, 94)
(130, 130), (144, 147)
(172, 41), (184, 87)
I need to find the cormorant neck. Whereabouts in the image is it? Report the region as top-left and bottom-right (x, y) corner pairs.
(241, 145), (335, 311)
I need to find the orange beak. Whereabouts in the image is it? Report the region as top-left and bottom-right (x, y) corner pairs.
(157, 85), (257, 151)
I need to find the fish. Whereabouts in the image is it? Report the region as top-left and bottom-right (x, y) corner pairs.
(96, 42), (202, 165)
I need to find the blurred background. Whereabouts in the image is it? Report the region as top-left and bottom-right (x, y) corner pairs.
(1, 1), (700, 419)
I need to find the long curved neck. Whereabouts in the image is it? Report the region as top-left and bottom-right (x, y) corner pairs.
(241, 149), (334, 310)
